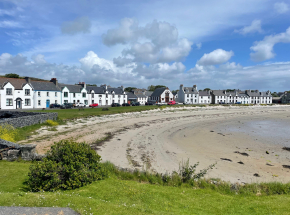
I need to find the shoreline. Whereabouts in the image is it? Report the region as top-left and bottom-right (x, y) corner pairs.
(20, 105), (290, 183)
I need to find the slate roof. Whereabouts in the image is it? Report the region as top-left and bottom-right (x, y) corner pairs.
(0, 77), (28, 90)
(31, 81), (61, 91)
(145, 91), (153, 97)
(184, 87), (198, 94)
(108, 87), (124, 95)
(199, 91), (211, 96)
(238, 93), (250, 97)
(86, 86), (106, 94)
(135, 93), (147, 98)
(246, 90), (272, 97)
(150, 87), (167, 97)
(211, 90), (227, 96)
(126, 92), (138, 99)
(58, 83), (83, 93)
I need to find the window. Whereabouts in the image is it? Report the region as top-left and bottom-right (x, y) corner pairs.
(6, 88), (12, 95)
(55, 100), (57, 104)
(82, 92), (86, 98)
(99, 95), (102, 98)
(6, 99), (13, 106)
(106, 94), (108, 98)
(73, 93), (76, 98)
(64, 100), (68, 103)
(25, 89), (30, 96)
(25, 99), (31, 106)
(38, 100), (41, 106)
(47, 92), (49, 97)
(84, 100), (88, 105)
(92, 100), (94, 104)
(64, 92), (68, 97)
(73, 100), (75, 104)
(38, 92), (41, 97)
(92, 93), (94, 98)
(55, 92), (57, 97)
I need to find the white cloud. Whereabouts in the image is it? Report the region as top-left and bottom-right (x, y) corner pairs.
(196, 42), (202, 49)
(197, 49), (234, 66)
(234, 19), (263, 35)
(1, 52), (290, 91)
(250, 27), (290, 62)
(103, 18), (192, 65)
(61, 16), (92, 35)
(31, 54), (46, 64)
(274, 2), (289, 14)
(0, 20), (22, 28)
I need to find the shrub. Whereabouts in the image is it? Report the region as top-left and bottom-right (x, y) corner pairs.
(0, 124), (18, 142)
(102, 108), (109, 111)
(27, 140), (102, 191)
(45, 120), (58, 126)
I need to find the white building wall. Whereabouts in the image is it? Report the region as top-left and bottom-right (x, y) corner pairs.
(159, 89), (174, 103)
(0, 83), (34, 110)
(199, 95), (211, 104)
(34, 91), (61, 108)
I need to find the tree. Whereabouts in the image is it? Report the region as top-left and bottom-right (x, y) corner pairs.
(204, 88), (211, 91)
(5, 73), (19, 78)
(271, 92), (279, 97)
(172, 90), (179, 94)
(147, 85), (167, 91)
(87, 84), (97, 86)
(124, 87), (137, 92)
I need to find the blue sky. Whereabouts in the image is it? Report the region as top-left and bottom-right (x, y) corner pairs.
(0, 0), (290, 91)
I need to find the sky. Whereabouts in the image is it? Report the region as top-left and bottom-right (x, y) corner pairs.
(0, 0), (290, 91)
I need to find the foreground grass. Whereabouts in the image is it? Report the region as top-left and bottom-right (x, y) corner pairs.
(0, 161), (290, 215)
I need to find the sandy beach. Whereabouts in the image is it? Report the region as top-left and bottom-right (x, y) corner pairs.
(21, 105), (290, 184)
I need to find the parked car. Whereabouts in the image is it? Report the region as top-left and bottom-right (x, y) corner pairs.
(167, 101), (176, 105)
(75, 103), (86, 107)
(122, 103), (131, 106)
(60, 103), (74, 109)
(219, 102), (226, 104)
(235, 102), (241, 104)
(145, 101), (155, 105)
(49, 103), (61, 108)
(131, 102), (140, 106)
(89, 103), (99, 107)
(111, 103), (121, 107)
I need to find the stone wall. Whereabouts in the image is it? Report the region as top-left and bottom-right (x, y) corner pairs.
(0, 111), (58, 128)
(0, 138), (43, 161)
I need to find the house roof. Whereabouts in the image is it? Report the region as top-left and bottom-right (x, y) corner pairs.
(246, 90), (272, 97)
(31, 81), (60, 91)
(86, 86), (106, 94)
(150, 87), (167, 97)
(135, 93), (147, 98)
(58, 84), (83, 93)
(144, 91), (153, 97)
(199, 91), (211, 96)
(0, 77), (27, 90)
(184, 87), (198, 94)
(238, 93), (249, 97)
(211, 90), (227, 96)
(126, 92), (138, 99)
(108, 87), (124, 95)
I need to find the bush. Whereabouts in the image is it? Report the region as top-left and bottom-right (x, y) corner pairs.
(102, 108), (109, 111)
(0, 124), (18, 142)
(27, 140), (102, 191)
(45, 120), (58, 126)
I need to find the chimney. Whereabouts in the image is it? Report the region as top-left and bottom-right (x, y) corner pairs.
(78, 82), (86, 89)
(50, 78), (58, 86)
(25, 77), (31, 83)
(121, 85), (124, 91)
(180, 84), (184, 91)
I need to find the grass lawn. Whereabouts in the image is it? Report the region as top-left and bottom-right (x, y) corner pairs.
(27, 105), (162, 120)
(0, 161), (289, 215)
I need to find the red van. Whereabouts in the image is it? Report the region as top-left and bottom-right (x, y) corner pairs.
(167, 101), (176, 105)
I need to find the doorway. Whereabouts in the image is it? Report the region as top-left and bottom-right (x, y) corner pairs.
(46, 100), (50, 108)
(16, 98), (22, 109)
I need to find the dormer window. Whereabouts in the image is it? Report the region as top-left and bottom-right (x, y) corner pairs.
(82, 92), (86, 98)
(6, 88), (12, 95)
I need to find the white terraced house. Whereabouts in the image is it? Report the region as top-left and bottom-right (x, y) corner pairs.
(245, 90), (272, 104)
(178, 84), (211, 104)
(0, 77), (34, 109)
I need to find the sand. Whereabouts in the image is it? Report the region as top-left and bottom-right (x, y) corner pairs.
(21, 105), (290, 183)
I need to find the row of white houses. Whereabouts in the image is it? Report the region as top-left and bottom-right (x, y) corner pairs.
(0, 77), (127, 109)
(177, 84), (272, 104)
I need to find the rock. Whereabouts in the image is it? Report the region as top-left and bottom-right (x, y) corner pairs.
(7, 150), (20, 161)
(253, 173), (260, 177)
(266, 151), (269, 154)
(20, 144), (37, 161)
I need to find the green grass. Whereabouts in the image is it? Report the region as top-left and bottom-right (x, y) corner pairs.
(28, 106), (162, 120)
(0, 161), (290, 215)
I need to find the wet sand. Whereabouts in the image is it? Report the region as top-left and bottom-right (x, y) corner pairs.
(21, 105), (290, 183)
